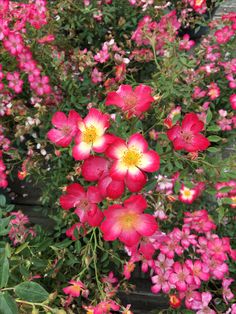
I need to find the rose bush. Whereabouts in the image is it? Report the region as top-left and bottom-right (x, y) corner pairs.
(0, 0), (236, 313)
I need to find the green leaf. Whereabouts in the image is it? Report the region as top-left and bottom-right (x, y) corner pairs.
(0, 219), (11, 237)
(222, 198), (233, 205)
(207, 135), (222, 142)
(0, 292), (18, 314)
(15, 282), (49, 303)
(219, 186), (233, 193)
(207, 147), (219, 153)
(0, 256), (9, 288)
(207, 125), (221, 132)
(206, 110), (212, 124)
(75, 240), (81, 253)
(0, 196), (6, 208)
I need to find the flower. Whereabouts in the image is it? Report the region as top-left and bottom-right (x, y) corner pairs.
(169, 295), (181, 309)
(81, 156), (125, 199)
(100, 195), (158, 246)
(167, 113), (210, 152)
(105, 84), (154, 118)
(60, 183), (103, 227)
(169, 262), (193, 292)
(106, 133), (160, 192)
(63, 280), (89, 298)
(47, 110), (81, 147)
(72, 108), (112, 160)
(230, 94), (236, 110)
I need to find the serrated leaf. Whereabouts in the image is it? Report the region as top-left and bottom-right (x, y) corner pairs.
(0, 292), (18, 314)
(208, 135), (222, 142)
(15, 282), (49, 303)
(0, 256), (9, 288)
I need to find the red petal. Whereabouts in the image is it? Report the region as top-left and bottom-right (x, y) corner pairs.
(124, 195), (147, 213)
(128, 133), (148, 152)
(81, 156), (109, 181)
(51, 111), (67, 128)
(136, 214), (158, 236)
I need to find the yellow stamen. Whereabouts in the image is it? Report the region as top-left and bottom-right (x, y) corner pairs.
(119, 213), (138, 230)
(122, 147), (142, 167)
(82, 125), (98, 144)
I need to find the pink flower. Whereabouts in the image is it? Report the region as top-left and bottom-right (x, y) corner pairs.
(154, 253), (174, 273)
(65, 223), (83, 240)
(93, 300), (120, 314)
(60, 183), (103, 227)
(192, 292), (216, 314)
(230, 94), (236, 110)
(6, 72), (24, 94)
(91, 68), (103, 84)
(179, 34), (195, 51)
(207, 82), (220, 100)
(63, 280), (89, 298)
(167, 113), (210, 152)
(105, 84), (154, 118)
(38, 34), (55, 44)
(3, 33), (24, 56)
(222, 278), (234, 304)
(184, 210), (216, 233)
(100, 195), (158, 246)
(151, 269), (172, 294)
(47, 110), (81, 147)
(29, 75), (51, 95)
(192, 0), (207, 13)
(215, 26), (234, 44)
(72, 108), (112, 160)
(169, 262), (193, 292)
(81, 156), (125, 199)
(123, 261), (136, 279)
(185, 259), (210, 287)
(106, 133), (160, 192)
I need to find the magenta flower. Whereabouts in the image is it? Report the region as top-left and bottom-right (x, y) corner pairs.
(72, 108), (112, 160)
(169, 262), (193, 292)
(185, 259), (210, 287)
(100, 195), (158, 246)
(105, 84), (154, 118)
(6, 72), (24, 94)
(151, 269), (172, 294)
(63, 280), (89, 298)
(192, 292), (216, 314)
(167, 113), (210, 152)
(47, 110), (81, 147)
(60, 183), (103, 227)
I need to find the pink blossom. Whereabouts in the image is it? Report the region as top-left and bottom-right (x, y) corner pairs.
(151, 269), (172, 294)
(3, 33), (24, 56)
(179, 34), (195, 51)
(60, 183), (104, 227)
(6, 72), (24, 93)
(100, 195), (158, 246)
(47, 110), (81, 147)
(222, 278), (234, 304)
(169, 262), (193, 292)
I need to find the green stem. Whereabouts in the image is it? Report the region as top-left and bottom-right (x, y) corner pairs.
(15, 299), (54, 312)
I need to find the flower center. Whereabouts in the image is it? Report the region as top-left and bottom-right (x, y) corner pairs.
(123, 92), (137, 109)
(119, 212), (138, 230)
(182, 188), (193, 199)
(62, 125), (71, 136)
(181, 130), (193, 144)
(122, 147), (142, 167)
(82, 125), (98, 144)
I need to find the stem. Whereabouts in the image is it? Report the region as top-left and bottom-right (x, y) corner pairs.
(15, 299), (54, 312)
(92, 229), (105, 298)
